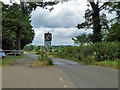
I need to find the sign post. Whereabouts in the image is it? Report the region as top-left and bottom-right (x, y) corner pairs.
(44, 32), (52, 58)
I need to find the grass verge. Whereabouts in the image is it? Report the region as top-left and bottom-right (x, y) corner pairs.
(0, 54), (25, 66)
(54, 56), (119, 69)
(26, 51), (37, 54)
(0, 56), (18, 66)
(94, 60), (119, 69)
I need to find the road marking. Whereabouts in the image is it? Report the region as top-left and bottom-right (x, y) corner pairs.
(59, 77), (63, 82)
(64, 85), (68, 88)
(59, 77), (68, 88)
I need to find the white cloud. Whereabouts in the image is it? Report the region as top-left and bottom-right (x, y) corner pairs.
(30, 0), (93, 45)
(30, 0), (88, 28)
(32, 27), (92, 45)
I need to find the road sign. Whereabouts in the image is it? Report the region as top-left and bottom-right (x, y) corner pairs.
(45, 41), (51, 46)
(45, 32), (52, 41)
(44, 32), (52, 58)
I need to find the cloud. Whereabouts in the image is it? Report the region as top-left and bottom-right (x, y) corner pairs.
(32, 27), (92, 45)
(30, 0), (88, 28)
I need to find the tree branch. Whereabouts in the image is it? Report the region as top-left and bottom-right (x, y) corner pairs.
(99, 2), (109, 11)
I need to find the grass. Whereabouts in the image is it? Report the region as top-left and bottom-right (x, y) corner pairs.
(0, 56), (18, 66)
(26, 51), (37, 54)
(0, 53), (25, 66)
(53, 55), (119, 69)
(27, 51), (41, 55)
(94, 60), (119, 69)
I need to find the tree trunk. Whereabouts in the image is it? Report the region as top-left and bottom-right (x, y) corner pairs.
(90, 2), (102, 43)
(16, 2), (25, 50)
(16, 27), (22, 50)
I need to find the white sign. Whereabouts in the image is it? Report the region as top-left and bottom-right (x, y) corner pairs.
(44, 41), (51, 46)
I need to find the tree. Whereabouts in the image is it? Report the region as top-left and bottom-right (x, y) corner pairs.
(105, 21), (120, 42)
(104, 2), (120, 42)
(2, 3), (35, 50)
(9, 0), (72, 50)
(14, 1), (59, 50)
(77, 0), (110, 43)
(72, 33), (92, 46)
(28, 45), (34, 51)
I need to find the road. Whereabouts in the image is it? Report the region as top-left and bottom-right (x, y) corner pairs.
(2, 53), (118, 88)
(52, 58), (118, 88)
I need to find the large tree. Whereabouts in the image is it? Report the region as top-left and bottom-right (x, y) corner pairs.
(2, 3), (35, 50)
(77, 0), (110, 43)
(105, 2), (120, 42)
(15, 1), (59, 50)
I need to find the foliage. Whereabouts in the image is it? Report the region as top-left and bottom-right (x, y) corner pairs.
(1, 55), (25, 65)
(37, 48), (53, 66)
(23, 45), (41, 51)
(95, 59), (119, 69)
(72, 33), (92, 46)
(105, 21), (120, 42)
(36, 51), (41, 55)
(77, 1), (119, 43)
(2, 3), (35, 50)
(77, 1), (110, 43)
(55, 42), (120, 63)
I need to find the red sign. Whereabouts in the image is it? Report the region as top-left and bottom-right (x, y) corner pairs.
(43, 52), (46, 54)
(45, 32), (52, 41)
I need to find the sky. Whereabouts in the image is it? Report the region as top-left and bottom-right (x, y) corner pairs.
(1, 0), (117, 46)
(30, 0), (92, 45)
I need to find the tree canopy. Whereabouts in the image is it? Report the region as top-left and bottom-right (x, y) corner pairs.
(2, 3), (35, 50)
(76, 1), (120, 44)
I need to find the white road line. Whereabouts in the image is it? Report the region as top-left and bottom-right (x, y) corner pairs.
(59, 77), (63, 82)
(64, 85), (68, 88)
(59, 77), (68, 88)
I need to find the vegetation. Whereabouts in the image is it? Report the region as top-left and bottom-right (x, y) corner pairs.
(1, 56), (18, 65)
(2, 3), (35, 50)
(34, 48), (53, 67)
(2, 0), (119, 69)
(0, 54), (25, 66)
(2, 0), (60, 50)
(77, 2), (120, 43)
(54, 42), (120, 69)
(72, 2), (120, 69)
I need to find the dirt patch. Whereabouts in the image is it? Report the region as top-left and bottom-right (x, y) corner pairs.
(2, 64), (11, 67)
(33, 61), (48, 67)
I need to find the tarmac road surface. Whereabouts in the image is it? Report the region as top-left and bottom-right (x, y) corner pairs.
(2, 53), (118, 88)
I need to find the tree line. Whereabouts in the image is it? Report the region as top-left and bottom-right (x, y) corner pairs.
(2, 1), (58, 50)
(1, 0), (120, 50)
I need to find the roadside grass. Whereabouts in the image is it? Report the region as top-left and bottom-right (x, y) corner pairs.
(54, 55), (119, 69)
(94, 60), (119, 69)
(0, 56), (18, 66)
(0, 54), (25, 66)
(34, 57), (53, 67)
(34, 58), (53, 67)
(26, 51), (37, 54)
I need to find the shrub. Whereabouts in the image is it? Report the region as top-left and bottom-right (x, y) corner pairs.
(55, 42), (119, 62)
(36, 51), (41, 55)
(37, 48), (53, 66)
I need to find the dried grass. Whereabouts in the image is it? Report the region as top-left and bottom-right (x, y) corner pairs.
(33, 61), (48, 67)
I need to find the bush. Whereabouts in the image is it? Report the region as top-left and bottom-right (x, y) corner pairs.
(37, 48), (53, 66)
(36, 51), (41, 55)
(55, 42), (120, 62)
